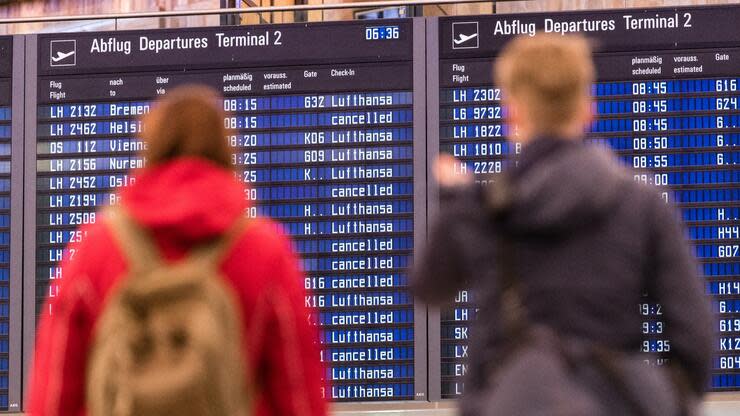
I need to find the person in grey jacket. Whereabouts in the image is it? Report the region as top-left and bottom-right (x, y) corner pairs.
(414, 34), (713, 415)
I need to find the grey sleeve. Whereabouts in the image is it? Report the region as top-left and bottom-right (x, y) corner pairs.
(648, 193), (714, 393)
(411, 185), (489, 305)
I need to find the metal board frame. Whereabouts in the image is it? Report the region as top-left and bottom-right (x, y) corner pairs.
(425, 5), (740, 404)
(21, 34), (37, 413)
(424, 16), (442, 402)
(411, 16), (428, 402)
(8, 35), (24, 412)
(23, 21), (431, 408)
(16, 6), (740, 408)
(6, 5), (740, 410)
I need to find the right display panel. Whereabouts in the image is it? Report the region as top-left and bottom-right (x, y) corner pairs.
(434, 5), (740, 397)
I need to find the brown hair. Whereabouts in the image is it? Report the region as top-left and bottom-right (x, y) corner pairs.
(495, 34), (595, 135)
(141, 84), (232, 168)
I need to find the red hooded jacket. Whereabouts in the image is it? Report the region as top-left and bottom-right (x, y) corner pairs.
(29, 158), (327, 416)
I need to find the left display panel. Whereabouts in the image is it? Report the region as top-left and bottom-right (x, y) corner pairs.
(0, 36), (23, 413)
(24, 20), (427, 404)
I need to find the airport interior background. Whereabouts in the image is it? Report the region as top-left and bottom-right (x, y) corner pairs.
(0, 0), (738, 414)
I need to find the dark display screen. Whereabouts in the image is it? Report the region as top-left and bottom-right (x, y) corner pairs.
(435, 6), (740, 397)
(0, 37), (12, 412)
(32, 20), (425, 402)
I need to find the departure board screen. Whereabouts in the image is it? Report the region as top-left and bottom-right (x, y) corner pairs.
(0, 37), (14, 412)
(433, 5), (740, 397)
(30, 20), (426, 402)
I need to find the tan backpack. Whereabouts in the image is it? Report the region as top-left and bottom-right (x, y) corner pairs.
(86, 207), (250, 416)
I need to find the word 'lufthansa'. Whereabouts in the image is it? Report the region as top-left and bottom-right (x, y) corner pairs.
(328, 330), (396, 347)
(331, 366), (395, 380)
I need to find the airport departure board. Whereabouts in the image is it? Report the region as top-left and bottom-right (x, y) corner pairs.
(0, 40), (10, 412)
(27, 20), (427, 402)
(431, 5), (740, 397)
(0, 36), (21, 413)
(5, 4), (739, 410)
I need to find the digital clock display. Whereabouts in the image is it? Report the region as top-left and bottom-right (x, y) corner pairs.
(366, 26), (401, 40)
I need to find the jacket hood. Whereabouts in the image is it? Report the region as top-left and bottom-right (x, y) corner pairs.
(489, 138), (631, 236)
(120, 157), (247, 243)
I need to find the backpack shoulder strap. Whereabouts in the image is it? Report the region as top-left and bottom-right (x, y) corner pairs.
(105, 206), (163, 273)
(189, 215), (249, 267)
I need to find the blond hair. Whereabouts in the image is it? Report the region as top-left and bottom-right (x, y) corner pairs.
(495, 34), (594, 136)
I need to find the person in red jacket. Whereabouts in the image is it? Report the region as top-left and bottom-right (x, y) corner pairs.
(29, 85), (328, 416)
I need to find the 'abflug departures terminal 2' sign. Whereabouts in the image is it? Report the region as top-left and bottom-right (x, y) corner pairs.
(430, 5), (740, 398)
(26, 20), (427, 402)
